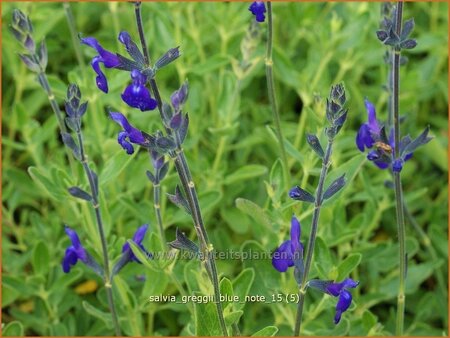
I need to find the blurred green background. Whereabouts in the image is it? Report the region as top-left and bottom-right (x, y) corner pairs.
(2, 1), (448, 336)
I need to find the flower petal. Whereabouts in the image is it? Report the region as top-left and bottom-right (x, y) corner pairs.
(118, 131), (135, 155)
(132, 224), (149, 244)
(81, 36), (120, 68)
(62, 247), (78, 273)
(121, 82), (157, 112)
(249, 2), (266, 22)
(65, 226), (81, 248)
(272, 240), (294, 272)
(110, 112), (146, 144)
(91, 56), (108, 93)
(356, 124), (373, 152)
(364, 98), (380, 133)
(290, 215), (301, 252)
(334, 289), (352, 324)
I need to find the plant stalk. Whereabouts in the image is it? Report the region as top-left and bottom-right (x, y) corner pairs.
(134, 3), (228, 335)
(294, 139), (333, 335)
(63, 2), (85, 70)
(76, 130), (121, 336)
(265, 2), (289, 189)
(392, 2), (406, 336)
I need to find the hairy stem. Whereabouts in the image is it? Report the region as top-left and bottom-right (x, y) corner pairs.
(265, 2), (289, 189)
(35, 68), (77, 174)
(392, 2), (406, 335)
(76, 131), (121, 336)
(294, 139), (333, 335)
(134, 3), (228, 335)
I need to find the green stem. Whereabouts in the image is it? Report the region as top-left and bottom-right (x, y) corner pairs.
(76, 131), (121, 336)
(294, 139), (334, 335)
(152, 180), (167, 248)
(62, 2), (85, 71)
(392, 2), (406, 336)
(265, 2), (289, 189)
(134, 3), (228, 335)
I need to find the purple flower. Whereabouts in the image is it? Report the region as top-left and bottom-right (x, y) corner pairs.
(110, 112), (146, 154)
(272, 215), (303, 273)
(356, 99), (415, 172)
(325, 278), (359, 324)
(308, 278), (359, 324)
(121, 69), (157, 111)
(122, 224), (152, 263)
(80, 37), (120, 93)
(356, 99), (381, 152)
(249, 1), (267, 23)
(62, 226), (88, 273)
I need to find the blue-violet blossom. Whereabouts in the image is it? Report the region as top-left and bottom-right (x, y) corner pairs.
(81, 32), (157, 112)
(110, 112), (146, 155)
(121, 224), (152, 264)
(121, 69), (157, 112)
(272, 215), (303, 273)
(249, 1), (267, 23)
(62, 226), (88, 273)
(309, 278), (359, 324)
(356, 99), (412, 172)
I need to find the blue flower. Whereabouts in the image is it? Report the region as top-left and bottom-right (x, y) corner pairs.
(62, 226), (88, 273)
(308, 278), (359, 324)
(249, 1), (267, 23)
(110, 112), (146, 154)
(272, 215), (303, 273)
(356, 99), (415, 172)
(326, 278), (359, 324)
(122, 224), (152, 264)
(356, 99), (381, 152)
(121, 69), (157, 111)
(80, 37), (121, 93)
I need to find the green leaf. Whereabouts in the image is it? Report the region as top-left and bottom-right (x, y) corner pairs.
(224, 310), (243, 327)
(219, 277), (234, 310)
(2, 280), (21, 307)
(28, 166), (66, 200)
(251, 325), (279, 336)
(100, 150), (137, 185)
(269, 158), (286, 200)
(314, 236), (333, 279)
(224, 165), (267, 185)
(32, 241), (50, 276)
(3, 321), (25, 336)
(232, 268), (255, 311)
(235, 198), (272, 232)
(190, 54), (231, 75)
(194, 293), (222, 336)
(82, 301), (113, 328)
(337, 253), (362, 281)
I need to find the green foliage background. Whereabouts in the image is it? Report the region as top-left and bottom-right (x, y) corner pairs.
(2, 1), (448, 336)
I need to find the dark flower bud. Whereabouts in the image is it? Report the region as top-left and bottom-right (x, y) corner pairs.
(37, 41), (48, 69)
(289, 186), (315, 203)
(401, 18), (415, 40)
(400, 39), (417, 50)
(24, 34), (35, 53)
(330, 83), (346, 106)
(168, 228), (200, 254)
(155, 47), (181, 70)
(376, 30), (388, 42)
(306, 133), (324, 158)
(19, 54), (40, 73)
(12, 9), (33, 34)
(151, 150), (165, 170)
(9, 26), (24, 42)
(162, 102), (173, 126)
(170, 112), (183, 130)
(170, 81), (189, 111)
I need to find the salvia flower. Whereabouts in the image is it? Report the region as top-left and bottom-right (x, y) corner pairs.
(249, 1), (267, 23)
(272, 215), (304, 283)
(62, 226), (102, 275)
(112, 224), (152, 276)
(80, 37), (121, 93)
(122, 224), (151, 263)
(110, 112), (146, 155)
(356, 99), (429, 172)
(121, 69), (157, 111)
(308, 278), (359, 324)
(62, 226), (88, 273)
